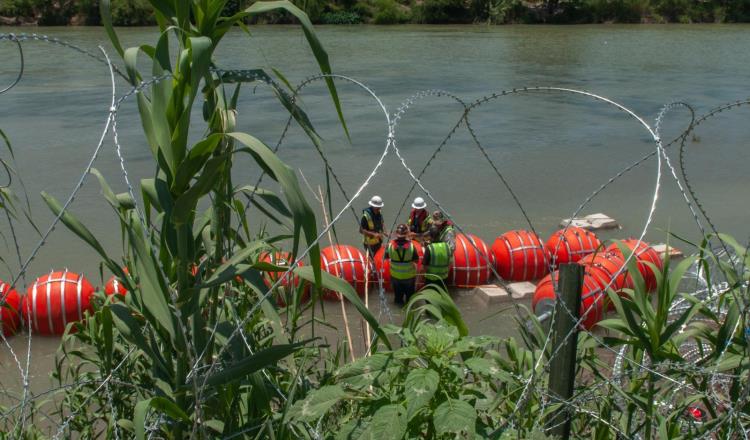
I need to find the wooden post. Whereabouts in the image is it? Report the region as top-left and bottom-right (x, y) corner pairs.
(545, 263), (584, 440)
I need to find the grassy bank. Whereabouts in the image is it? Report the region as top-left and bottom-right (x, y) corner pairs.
(2, 0), (750, 25)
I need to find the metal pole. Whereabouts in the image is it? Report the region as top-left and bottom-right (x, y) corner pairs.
(545, 263), (584, 440)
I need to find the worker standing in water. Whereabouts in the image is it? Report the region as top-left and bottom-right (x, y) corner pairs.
(407, 197), (430, 242)
(428, 210), (456, 253)
(423, 225), (452, 290)
(360, 195), (386, 256)
(385, 224), (419, 305)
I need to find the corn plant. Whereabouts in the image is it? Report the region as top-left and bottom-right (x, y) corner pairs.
(36, 0), (388, 438)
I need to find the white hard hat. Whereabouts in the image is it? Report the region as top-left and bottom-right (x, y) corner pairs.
(411, 197), (427, 209)
(368, 195), (384, 208)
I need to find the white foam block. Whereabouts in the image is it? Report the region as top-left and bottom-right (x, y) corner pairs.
(473, 285), (511, 305)
(652, 243), (684, 261)
(506, 281), (536, 299)
(560, 213), (620, 231)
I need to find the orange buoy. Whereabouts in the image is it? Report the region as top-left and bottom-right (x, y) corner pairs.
(579, 252), (632, 310)
(0, 281), (21, 336)
(532, 270), (609, 330)
(320, 245), (372, 300)
(492, 229), (548, 282)
(22, 270), (95, 335)
(372, 240), (424, 292)
(545, 226), (601, 267)
(104, 268), (129, 296)
(606, 239), (662, 292)
(259, 251), (309, 306)
(449, 234), (494, 288)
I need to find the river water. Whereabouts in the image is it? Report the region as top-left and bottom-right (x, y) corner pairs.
(1, 24), (749, 413)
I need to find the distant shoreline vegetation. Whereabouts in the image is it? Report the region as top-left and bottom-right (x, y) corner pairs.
(1, 0), (750, 26)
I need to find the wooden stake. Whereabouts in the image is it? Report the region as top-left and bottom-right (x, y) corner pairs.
(545, 263), (584, 440)
(317, 186), (356, 362)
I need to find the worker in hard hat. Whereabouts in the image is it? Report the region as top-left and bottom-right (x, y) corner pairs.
(428, 210), (456, 254)
(407, 196), (430, 242)
(423, 224), (452, 290)
(385, 224), (420, 305)
(360, 195), (386, 256)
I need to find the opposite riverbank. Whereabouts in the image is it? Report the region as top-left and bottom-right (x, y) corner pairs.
(2, 0), (750, 26)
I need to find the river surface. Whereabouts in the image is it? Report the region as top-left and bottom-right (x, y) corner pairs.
(1, 24), (749, 418)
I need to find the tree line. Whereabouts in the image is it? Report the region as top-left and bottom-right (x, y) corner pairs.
(1, 0), (750, 26)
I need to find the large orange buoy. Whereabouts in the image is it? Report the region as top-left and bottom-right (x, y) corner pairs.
(492, 229), (548, 282)
(372, 240), (424, 292)
(259, 251), (309, 306)
(449, 234), (494, 288)
(22, 270), (95, 335)
(532, 270), (609, 330)
(606, 238), (662, 292)
(579, 252), (632, 310)
(545, 226), (601, 267)
(104, 268), (129, 297)
(0, 281), (21, 336)
(320, 245), (372, 301)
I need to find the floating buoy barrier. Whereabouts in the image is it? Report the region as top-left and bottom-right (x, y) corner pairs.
(21, 270), (95, 335)
(492, 229), (548, 282)
(320, 245), (371, 300)
(532, 270), (609, 330)
(0, 280), (22, 336)
(545, 226), (602, 267)
(259, 251), (309, 306)
(373, 240), (424, 292)
(449, 234), (494, 288)
(606, 238), (663, 292)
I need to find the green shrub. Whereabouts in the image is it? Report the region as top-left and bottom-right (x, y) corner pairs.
(110, 0), (155, 26)
(319, 10), (363, 23)
(373, 0), (410, 24)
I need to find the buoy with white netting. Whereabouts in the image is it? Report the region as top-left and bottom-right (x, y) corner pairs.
(22, 270), (95, 335)
(492, 229), (548, 282)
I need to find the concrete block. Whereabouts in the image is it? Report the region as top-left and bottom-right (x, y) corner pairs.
(560, 213), (620, 231)
(506, 281), (536, 300)
(473, 285), (511, 305)
(652, 243), (684, 261)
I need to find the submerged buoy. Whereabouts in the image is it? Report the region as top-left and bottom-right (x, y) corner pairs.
(492, 229), (548, 282)
(22, 270), (95, 335)
(372, 240), (424, 292)
(532, 270), (609, 330)
(320, 245), (372, 300)
(0, 281), (21, 336)
(259, 251), (309, 306)
(449, 234), (494, 288)
(606, 238), (662, 292)
(545, 226), (601, 267)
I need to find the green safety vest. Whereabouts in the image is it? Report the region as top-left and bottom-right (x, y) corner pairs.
(426, 242), (450, 279)
(388, 242), (416, 280)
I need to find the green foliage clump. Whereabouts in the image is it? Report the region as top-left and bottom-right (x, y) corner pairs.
(320, 10), (363, 23)
(109, 0), (155, 26)
(0, 0), (76, 25)
(373, 0), (411, 24)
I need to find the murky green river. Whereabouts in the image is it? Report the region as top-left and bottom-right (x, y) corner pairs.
(1, 24), (749, 415)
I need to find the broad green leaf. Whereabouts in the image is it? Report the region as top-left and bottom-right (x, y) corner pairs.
(173, 134), (222, 191)
(171, 154), (228, 224)
(335, 353), (395, 389)
(404, 368), (439, 419)
(433, 398), (477, 438)
(99, 0), (124, 57)
(204, 342), (306, 387)
(361, 405), (407, 440)
(289, 384), (348, 422)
